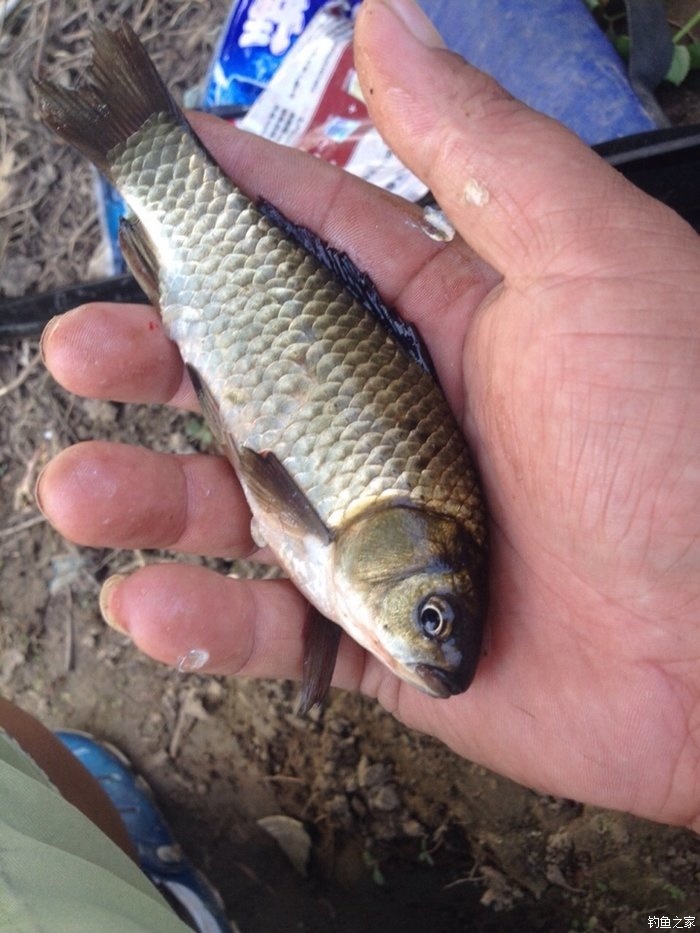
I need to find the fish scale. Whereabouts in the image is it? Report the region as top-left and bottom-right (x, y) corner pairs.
(109, 116), (483, 534)
(37, 23), (488, 705)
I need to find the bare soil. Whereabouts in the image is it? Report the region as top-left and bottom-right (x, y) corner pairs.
(1, 2), (699, 930)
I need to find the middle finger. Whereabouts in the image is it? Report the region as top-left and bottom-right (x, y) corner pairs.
(36, 441), (256, 558)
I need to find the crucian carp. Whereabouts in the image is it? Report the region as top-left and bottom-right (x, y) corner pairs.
(36, 23), (488, 710)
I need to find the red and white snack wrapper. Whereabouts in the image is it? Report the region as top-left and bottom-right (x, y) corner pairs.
(237, 3), (428, 200)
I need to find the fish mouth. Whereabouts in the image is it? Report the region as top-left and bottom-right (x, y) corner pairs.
(413, 663), (469, 699)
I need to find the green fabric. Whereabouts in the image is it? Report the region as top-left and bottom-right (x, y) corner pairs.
(0, 730), (191, 932)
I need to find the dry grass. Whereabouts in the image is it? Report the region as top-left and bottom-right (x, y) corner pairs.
(0, 0), (225, 298)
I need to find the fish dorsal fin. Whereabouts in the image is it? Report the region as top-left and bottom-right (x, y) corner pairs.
(258, 199), (438, 379)
(238, 447), (333, 546)
(299, 607), (341, 713)
(119, 216), (160, 306)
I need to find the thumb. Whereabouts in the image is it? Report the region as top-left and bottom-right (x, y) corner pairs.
(354, 0), (664, 280)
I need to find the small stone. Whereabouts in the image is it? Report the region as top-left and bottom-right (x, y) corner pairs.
(351, 796), (368, 817)
(369, 784), (400, 813)
(257, 815), (311, 876)
(357, 756), (389, 789)
(401, 819), (425, 838)
(328, 794), (352, 824)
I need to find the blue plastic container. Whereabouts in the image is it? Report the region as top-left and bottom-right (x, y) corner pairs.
(419, 0), (662, 145)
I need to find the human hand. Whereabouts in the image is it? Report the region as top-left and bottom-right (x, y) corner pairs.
(37, 0), (700, 830)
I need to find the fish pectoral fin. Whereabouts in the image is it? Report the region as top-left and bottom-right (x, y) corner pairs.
(299, 606), (341, 714)
(238, 447), (333, 546)
(185, 367), (330, 548)
(119, 216), (160, 306)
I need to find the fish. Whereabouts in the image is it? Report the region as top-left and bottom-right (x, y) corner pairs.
(36, 22), (488, 710)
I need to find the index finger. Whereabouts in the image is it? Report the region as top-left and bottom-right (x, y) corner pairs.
(354, 0), (676, 280)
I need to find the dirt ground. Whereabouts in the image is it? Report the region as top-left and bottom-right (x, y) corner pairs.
(1, 2), (699, 931)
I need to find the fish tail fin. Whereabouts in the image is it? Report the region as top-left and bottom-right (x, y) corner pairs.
(35, 22), (182, 178)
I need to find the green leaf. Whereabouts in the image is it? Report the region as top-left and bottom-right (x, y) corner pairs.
(614, 35), (630, 59)
(666, 44), (691, 85)
(688, 42), (700, 70)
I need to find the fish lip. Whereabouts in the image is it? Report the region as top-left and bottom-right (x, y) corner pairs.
(413, 663), (469, 699)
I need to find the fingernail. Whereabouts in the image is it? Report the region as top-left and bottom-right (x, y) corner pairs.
(100, 574), (130, 635)
(381, 0), (445, 49)
(39, 315), (61, 365)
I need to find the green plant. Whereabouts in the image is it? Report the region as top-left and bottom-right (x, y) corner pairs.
(183, 415), (214, 449)
(589, 1), (700, 86)
(362, 848), (386, 886)
(667, 10), (700, 84)
(417, 837), (435, 867)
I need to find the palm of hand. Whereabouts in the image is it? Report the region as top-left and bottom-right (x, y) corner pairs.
(399, 252), (700, 830)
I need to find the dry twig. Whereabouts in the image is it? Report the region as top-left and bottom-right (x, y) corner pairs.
(0, 348), (42, 396)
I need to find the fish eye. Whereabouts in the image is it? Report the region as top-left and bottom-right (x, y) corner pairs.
(418, 595), (455, 640)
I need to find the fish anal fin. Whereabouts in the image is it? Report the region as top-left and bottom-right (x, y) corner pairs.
(299, 606), (341, 713)
(257, 198), (438, 380)
(119, 216), (160, 306)
(238, 447), (333, 546)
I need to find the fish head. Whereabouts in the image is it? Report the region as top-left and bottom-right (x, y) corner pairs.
(334, 505), (488, 698)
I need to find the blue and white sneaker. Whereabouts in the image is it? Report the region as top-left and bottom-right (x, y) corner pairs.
(55, 730), (234, 933)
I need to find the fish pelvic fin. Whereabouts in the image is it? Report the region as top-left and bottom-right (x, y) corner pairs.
(299, 607), (341, 714)
(35, 22), (182, 178)
(119, 216), (161, 306)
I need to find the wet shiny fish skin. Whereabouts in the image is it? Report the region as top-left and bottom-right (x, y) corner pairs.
(113, 115), (479, 534)
(37, 24), (488, 703)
